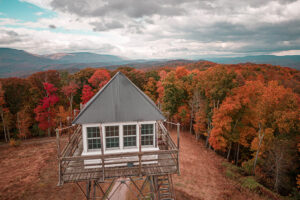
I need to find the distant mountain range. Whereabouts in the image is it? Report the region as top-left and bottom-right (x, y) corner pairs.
(208, 55), (300, 69)
(0, 48), (299, 78)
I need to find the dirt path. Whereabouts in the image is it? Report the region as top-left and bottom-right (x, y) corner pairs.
(171, 130), (266, 200)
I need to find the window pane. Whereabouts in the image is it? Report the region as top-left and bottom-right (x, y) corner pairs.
(88, 138), (101, 150)
(105, 126), (119, 137)
(124, 136), (136, 147)
(123, 125), (136, 136)
(87, 127), (100, 138)
(141, 135), (154, 146)
(141, 124), (153, 135)
(106, 137), (119, 148)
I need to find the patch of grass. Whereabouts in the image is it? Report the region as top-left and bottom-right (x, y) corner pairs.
(225, 169), (238, 179)
(222, 161), (281, 199)
(240, 176), (261, 191)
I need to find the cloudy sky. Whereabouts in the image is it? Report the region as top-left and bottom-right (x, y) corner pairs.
(0, 0), (300, 59)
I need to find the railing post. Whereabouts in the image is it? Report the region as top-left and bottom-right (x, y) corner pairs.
(139, 123), (142, 176)
(99, 125), (105, 181)
(177, 123), (180, 175)
(56, 128), (62, 186)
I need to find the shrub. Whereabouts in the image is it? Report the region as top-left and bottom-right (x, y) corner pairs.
(240, 176), (261, 191)
(9, 139), (21, 147)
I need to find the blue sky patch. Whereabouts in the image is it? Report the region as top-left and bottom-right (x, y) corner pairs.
(0, 0), (55, 22)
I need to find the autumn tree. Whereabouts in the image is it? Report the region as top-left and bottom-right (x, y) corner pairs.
(56, 106), (69, 128)
(88, 69), (111, 89)
(81, 85), (94, 104)
(144, 77), (158, 102)
(17, 107), (32, 139)
(34, 82), (59, 137)
(162, 71), (185, 118)
(62, 81), (79, 119)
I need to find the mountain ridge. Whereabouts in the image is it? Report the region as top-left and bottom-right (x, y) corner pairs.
(0, 48), (299, 78)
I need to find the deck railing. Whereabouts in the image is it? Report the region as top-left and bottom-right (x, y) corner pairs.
(56, 121), (179, 185)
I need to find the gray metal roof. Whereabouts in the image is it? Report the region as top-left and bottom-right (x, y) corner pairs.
(72, 72), (166, 124)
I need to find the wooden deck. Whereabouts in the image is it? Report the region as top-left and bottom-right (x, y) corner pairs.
(63, 153), (177, 183)
(56, 122), (179, 185)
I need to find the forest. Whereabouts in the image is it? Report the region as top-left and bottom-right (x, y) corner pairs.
(0, 61), (299, 197)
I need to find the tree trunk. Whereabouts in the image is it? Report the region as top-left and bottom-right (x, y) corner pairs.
(70, 95), (73, 120)
(17, 112), (22, 138)
(274, 151), (283, 192)
(253, 124), (264, 175)
(227, 142), (232, 160)
(1, 111), (7, 142)
(47, 107), (51, 137)
(205, 120), (211, 148)
(236, 143), (240, 165)
(7, 125), (10, 140)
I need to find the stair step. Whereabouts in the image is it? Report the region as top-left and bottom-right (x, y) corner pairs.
(161, 199), (174, 200)
(160, 193), (171, 197)
(157, 178), (169, 181)
(159, 188), (169, 191)
(160, 183), (169, 186)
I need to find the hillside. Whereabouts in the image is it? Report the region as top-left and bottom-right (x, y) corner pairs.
(0, 131), (275, 200)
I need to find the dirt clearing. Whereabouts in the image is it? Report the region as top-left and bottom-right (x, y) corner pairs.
(0, 132), (270, 200)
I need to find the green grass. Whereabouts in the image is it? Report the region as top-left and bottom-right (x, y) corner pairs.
(221, 161), (285, 199)
(240, 176), (261, 191)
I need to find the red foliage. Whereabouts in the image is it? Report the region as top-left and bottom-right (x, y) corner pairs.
(88, 69), (110, 88)
(34, 83), (59, 132)
(81, 85), (94, 104)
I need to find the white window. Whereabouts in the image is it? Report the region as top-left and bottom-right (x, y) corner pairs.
(123, 125), (137, 147)
(105, 126), (119, 149)
(87, 127), (101, 150)
(141, 124), (154, 146)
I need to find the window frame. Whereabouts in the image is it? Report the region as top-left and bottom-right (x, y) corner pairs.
(123, 124), (137, 148)
(141, 123), (155, 147)
(104, 125), (120, 150)
(86, 126), (101, 151)
(83, 121), (157, 154)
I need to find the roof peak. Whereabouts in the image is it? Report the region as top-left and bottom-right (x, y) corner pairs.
(72, 71), (165, 124)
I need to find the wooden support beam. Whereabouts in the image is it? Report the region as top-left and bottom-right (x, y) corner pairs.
(76, 182), (88, 198)
(86, 181), (91, 200)
(129, 177), (145, 199)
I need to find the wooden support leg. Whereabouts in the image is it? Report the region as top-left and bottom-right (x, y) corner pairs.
(149, 176), (156, 200)
(86, 181), (91, 200)
(93, 180), (96, 200)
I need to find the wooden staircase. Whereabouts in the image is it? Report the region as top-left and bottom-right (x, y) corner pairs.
(155, 175), (175, 200)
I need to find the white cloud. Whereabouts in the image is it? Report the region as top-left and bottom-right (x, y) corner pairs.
(2, 0), (300, 58)
(35, 12), (44, 16)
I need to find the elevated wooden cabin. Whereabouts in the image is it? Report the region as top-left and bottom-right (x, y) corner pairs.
(56, 72), (180, 200)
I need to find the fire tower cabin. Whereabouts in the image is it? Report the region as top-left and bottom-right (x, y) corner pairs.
(56, 72), (180, 200)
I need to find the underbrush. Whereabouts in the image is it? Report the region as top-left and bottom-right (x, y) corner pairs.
(222, 162), (283, 200)
(9, 138), (21, 147)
